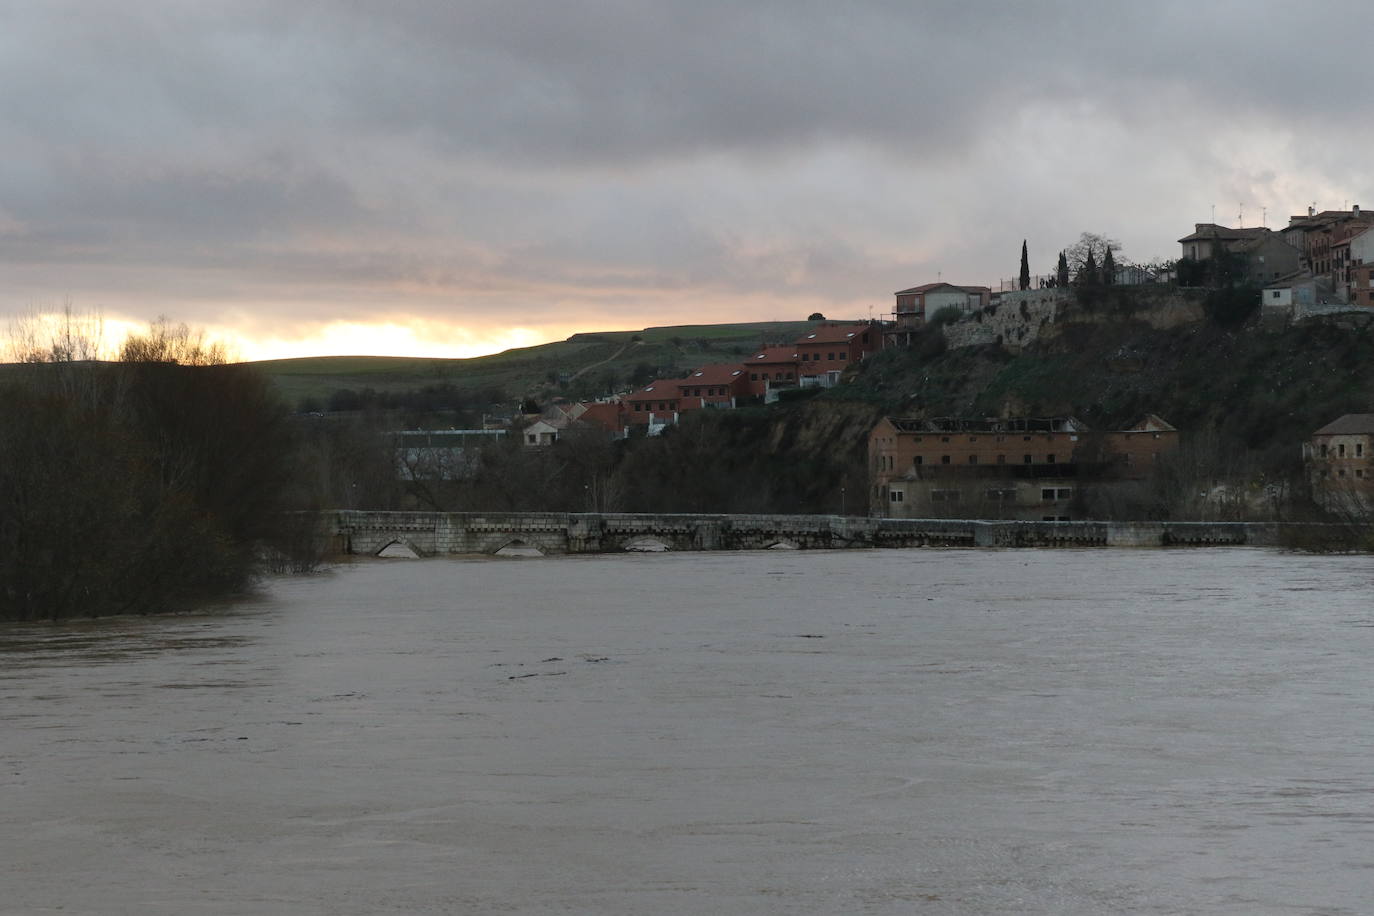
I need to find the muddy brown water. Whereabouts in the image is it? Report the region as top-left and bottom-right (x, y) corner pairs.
(4, 548), (1374, 914)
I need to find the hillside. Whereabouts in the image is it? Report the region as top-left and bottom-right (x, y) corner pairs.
(256, 319), (819, 409)
(834, 289), (1374, 478)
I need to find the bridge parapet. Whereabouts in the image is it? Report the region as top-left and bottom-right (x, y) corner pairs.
(328, 511), (1278, 557)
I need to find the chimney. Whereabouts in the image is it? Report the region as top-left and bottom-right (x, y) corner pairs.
(1309, 206), (1317, 217)
(1354, 204), (1361, 217)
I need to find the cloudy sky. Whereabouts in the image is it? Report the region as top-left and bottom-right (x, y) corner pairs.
(4, 1), (1373, 360)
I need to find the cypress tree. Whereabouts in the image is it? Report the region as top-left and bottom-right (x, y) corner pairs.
(1080, 250), (1098, 286)
(1102, 247), (1116, 285)
(1019, 240), (1030, 291)
(1057, 251), (1070, 287)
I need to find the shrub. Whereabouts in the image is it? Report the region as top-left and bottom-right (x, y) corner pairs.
(927, 306), (964, 327)
(1204, 286), (1260, 327)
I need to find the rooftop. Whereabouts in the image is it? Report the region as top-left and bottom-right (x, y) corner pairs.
(800, 323), (873, 344)
(674, 363), (747, 387)
(886, 416), (1089, 434)
(1178, 223), (1272, 244)
(1313, 413), (1374, 436)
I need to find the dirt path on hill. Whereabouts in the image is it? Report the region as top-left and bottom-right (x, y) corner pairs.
(569, 339), (640, 381)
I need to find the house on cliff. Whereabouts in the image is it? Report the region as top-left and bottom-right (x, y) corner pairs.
(886, 283), (991, 347)
(1178, 223), (1302, 286)
(795, 323), (879, 386)
(1282, 206), (1374, 289)
(868, 415), (1179, 520)
(744, 346), (801, 400)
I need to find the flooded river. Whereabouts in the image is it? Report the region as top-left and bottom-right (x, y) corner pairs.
(4, 548), (1374, 914)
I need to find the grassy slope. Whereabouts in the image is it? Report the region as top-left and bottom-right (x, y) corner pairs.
(255, 319), (821, 406)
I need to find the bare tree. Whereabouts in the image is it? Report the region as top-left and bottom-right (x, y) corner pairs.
(120, 316), (233, 365)
(7, 303), (106, 364)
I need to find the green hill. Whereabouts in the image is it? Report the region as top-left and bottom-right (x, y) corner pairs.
(255, 319), (821, 409)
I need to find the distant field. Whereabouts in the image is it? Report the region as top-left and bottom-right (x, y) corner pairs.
(254, 319), (839, 407)
(0, 319), (848, 409)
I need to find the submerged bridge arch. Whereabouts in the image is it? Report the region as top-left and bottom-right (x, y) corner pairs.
(327, 511), (1277, 556)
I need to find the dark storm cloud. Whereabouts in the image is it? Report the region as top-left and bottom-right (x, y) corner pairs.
(3, 1), (1374, 343)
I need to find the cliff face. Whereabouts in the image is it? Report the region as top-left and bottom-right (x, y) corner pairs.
(838, 291), (1374, 480)
(943, 287), (1207, 352)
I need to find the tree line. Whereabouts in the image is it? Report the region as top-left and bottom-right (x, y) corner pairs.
(0, 312), (316, 621)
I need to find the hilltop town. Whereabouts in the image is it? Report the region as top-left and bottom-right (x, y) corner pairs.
(296, 205), (1373, 529)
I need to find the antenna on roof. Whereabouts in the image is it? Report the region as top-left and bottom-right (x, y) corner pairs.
(1238, 204), (1243, 228)
(1262, 206), (1267, 228)
(1210, 203), (1215, 223)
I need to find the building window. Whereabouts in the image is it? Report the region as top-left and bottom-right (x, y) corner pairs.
(941, 436), (951, 442)
(1023, 454), (1033, 464)
(1358, 443), (1365, 457)
(968, 455), (978, 464)
(1046, 454), (1056, 464)
(1339, 443), (1346, 457)
(1321, 444), (1329, 457)
(941, 455), (951, 464)
(914, 455), (923, 465)
(890, 490), (903, 502)
(996, 454), (1006, 464)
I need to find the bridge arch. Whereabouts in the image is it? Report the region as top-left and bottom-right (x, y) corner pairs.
(492, 537), (547, 557)
(622, 535), (673, 552)
(376, 538), (425, 558)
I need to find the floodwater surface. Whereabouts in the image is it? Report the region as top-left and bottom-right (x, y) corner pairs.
(4, 548), (1374, 914)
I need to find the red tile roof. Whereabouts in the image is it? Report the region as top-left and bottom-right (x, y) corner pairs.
(576, 401), (624, 431)
(675, 364), (747, 388)
(750, 345), (800, 363)
(798, 323), (872, 344)
(628, 381), (678, 401)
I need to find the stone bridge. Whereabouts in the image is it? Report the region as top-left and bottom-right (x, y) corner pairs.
(328, 511), (1278, 557)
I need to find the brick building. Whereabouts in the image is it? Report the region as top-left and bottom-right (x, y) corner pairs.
(671, 364), (751, 409)
(1304, 414), (1374, 514)
(743, 346), (801, 398)
(869, 415), (1179, 519)
(795, 323), (879, 380)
